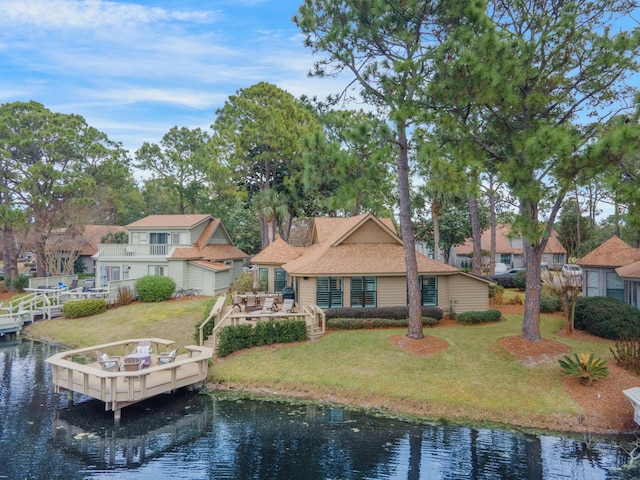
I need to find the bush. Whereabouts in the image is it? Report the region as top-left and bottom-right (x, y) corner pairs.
(486, 275), (514, 289)
(327, 316), (440, 330)
(231, 272), (266, 294)
(217, 320), (307, 357)
(513, 270), (526, 291)
(611, 339), (640, 375)
(324, 306), (443, 321)
(558, 353), (609, 386)
(574, 296), (640, 340)
(194, 297), (219, 342)
(115, 286), (134, 307)
(62, 299), (107, 318)
(456, 310), (502, 324)
(539, 296), (562, 313)
(5, 275), (29, 292)
(135, 275), (176, 302)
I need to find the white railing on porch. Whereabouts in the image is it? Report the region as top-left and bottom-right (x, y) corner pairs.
(96, 243), (192, 258)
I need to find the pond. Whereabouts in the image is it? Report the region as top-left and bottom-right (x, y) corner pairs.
(1, 338), (640, 479)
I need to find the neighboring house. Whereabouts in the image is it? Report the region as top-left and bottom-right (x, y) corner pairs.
(577, 236), (640, 307)
(251, 214), (491, 314)
(48, 225), (126, 274)
(450, 224), (567, 270)
(94, 214), (248, 296)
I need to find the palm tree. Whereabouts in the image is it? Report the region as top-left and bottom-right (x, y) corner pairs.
(252, 189), (288, 248)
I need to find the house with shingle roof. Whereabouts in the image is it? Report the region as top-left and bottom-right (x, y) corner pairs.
(450, 224), (567, 270)
(93, 214), (248, 296)
(251, 213), (491, 314)
(48, 224), (126, 274)
(577, 236), (640, 307)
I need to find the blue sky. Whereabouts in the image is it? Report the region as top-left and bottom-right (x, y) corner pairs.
(0, 0), (349, 151)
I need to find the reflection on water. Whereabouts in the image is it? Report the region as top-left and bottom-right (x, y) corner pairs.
(2, 338), (640, 479)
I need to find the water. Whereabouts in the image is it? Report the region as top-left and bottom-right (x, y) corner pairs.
(1, 338), (640, 480)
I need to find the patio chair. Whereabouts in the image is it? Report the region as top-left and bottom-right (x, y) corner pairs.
(280, 298), (294, 314)
(260, 297), (277, 312)
(245, 294), (257, 311)
(157, 348), (179, 365)
(96, 350), (121, 371)
(123, 357), (144, 371)
(57, 281), (68, 291)
(136, 340), (151, 354)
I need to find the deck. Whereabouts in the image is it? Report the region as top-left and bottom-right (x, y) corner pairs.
(46, 338), (214, 421)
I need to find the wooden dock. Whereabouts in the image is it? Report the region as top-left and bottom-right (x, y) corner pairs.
(46, 338), (214, 421)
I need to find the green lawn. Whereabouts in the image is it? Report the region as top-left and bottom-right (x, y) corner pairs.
(24, 298), (615, 430)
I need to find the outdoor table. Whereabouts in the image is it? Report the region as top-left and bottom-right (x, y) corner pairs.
(125, 352), (151, 368)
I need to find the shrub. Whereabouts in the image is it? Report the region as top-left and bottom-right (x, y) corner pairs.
(231, 272), (266, 294)
(611, 339), (640, 375)
(486, 275), (514, 289)
(5, 275), (29, 292)
(135, 275), (176, 302)
(574, 296), (640, 340)
(217, 320), (307, 357)
(324, 306), (443, 321)
(218, 324), (253, 357)
(115, 286), (134, 307)
(62, 299), (107, 318)
(539, 296), (562, 313)
(488, 284), (505, 304)
(513, 270), (526, 291)
(558, 353), (609, 386)
(327, 316), (440, 330)
(456, 310), (502, 324)
(194, 297), (219, 342)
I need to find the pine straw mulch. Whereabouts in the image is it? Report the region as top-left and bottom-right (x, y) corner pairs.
(389, 303), (640, 434)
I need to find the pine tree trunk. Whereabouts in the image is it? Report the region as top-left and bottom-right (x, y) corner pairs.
(397, 128), (423, 340)
(522, 242), (543, 342)
(469, 194), (482, 276)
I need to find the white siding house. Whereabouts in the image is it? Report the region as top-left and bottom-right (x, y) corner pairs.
(94, 214), (248, 296)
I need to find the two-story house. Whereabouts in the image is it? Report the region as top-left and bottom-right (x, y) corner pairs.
(93, 214), (248, 296)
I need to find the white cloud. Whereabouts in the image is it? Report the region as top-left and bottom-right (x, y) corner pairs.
(0, 0), (219, 29)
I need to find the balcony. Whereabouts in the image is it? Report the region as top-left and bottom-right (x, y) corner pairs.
(96, 244), (191, 258)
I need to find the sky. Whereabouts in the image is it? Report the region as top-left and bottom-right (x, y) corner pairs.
(0, 0), (350, 151)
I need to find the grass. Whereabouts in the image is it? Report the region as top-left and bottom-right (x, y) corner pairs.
(23, 297), (615, 431)
(26, 298), (209, 349)
(211, 313), (585, 427)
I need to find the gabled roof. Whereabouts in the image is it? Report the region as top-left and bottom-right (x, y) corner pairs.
(172, 244), (248, 261)
(49, 225), (126, 256)
(254, 214), (458, 276)
(188, 260), (232, 272)
(616, 261), (640, 280)
(126, 214), (212, 229)
(578, 236), (640, 268)
(251, 237), (306, 265)
(454, 224), (566, 255)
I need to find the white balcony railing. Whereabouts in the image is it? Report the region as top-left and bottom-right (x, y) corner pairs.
(96, 243), (191, 258)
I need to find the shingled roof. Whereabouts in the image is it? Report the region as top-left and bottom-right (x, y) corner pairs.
(455, 224), (566, 255)
(126, 214), (211, 229)
(578, 236), (640, 267)
(254, 214), (458, 276)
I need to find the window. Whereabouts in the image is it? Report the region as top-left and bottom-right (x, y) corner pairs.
(586, 271), (599, 297)
(148, 265), (168, 276)
(316, 277), (343, 309)
(500, 254), (512, 265)
(351, 277), (377, 307)
(122, 265), (130, 280)
(106, 266), (120, 281)
(171, 232), (181, 245)
(150, 232), (168, 255)
(274, 268), (287, 293)
(420, 276), (438, 306)
(259, 268), (268, 292)
(606, 272), (624, 302)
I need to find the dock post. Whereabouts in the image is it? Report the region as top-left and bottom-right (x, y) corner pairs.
(67, 389), (73, 406)
(114, 408), (121, 423)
